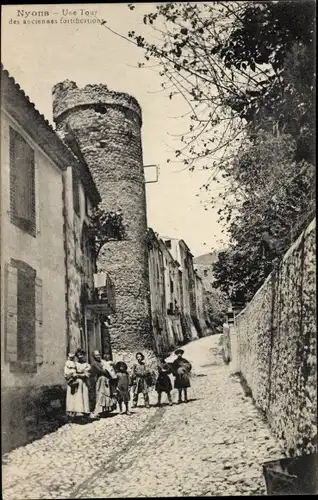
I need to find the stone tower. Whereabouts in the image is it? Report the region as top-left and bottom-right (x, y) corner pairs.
(52, 81), (154, 363)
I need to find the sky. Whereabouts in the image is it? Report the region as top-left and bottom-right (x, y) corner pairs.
(1, 3), (229, 257)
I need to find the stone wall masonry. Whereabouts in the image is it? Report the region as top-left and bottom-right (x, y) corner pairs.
(1, 385), (67, 454)
(235, 218), (316, 457)
(53, 82), (153, 362)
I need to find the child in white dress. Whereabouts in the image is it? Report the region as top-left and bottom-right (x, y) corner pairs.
(64, 353), (77, 393)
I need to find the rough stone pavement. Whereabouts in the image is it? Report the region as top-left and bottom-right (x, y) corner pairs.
(2, 335), (285, 498)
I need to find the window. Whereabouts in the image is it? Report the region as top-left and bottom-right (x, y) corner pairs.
(165, 240), (171, 249)
(84, 191), (89, 216)
(81, 224), (94, 286)
(5, 260), (43, 370)
(204, 269), (208, 277)
(9, 127), (36, 236)
(72, 171), (80, 216)
(170, 279), (174, 294)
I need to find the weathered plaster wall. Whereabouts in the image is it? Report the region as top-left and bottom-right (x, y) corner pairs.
(235, 219), (317, 456)
(1, 112), (67, 388)
(1, 111), (68, 453)
(63, 166), (96, 355)
(166, 240), (198, 342)
(52, 81), (153, 365)
(148, 231), (169, 354)
(148, 230), (184, 356)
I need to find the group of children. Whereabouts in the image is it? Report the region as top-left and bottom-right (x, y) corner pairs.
(64, 348), (192, 417)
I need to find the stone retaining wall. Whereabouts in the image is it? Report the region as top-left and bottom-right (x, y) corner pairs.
(235, 218), (316, 456)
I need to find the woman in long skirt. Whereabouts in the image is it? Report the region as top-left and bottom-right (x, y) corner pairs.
(101, 353), (118, 410)
(65, 348), (91, 420)
(171, 349), (192, 404)
(90, 350), (112, 419)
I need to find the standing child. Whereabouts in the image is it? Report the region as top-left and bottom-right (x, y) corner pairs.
(155, 357), (173, 406)
(171, 349), (192, 404)
(131, 352), (152, 408)
(65, 352), (76, 373)
(64, 353), (77, 395)
(115, 361), (131, 415)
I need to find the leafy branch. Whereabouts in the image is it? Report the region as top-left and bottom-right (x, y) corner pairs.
(89, 206), (126, 260)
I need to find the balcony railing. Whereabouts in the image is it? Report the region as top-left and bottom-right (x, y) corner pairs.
(84, 272), (116, 314)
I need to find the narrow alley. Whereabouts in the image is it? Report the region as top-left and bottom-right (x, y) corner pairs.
(2, 335), (284, 499)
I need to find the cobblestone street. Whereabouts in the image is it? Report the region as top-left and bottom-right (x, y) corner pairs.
(2, 335), (284, 498)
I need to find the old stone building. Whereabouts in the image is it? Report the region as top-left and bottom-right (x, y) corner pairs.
(193, 252), (218, 292)
(52, 81), (153, 364)
(163, 237), (203, 341)
(0, 67), (111, 452)
(194, 252), (229, 332)
(159, 237), (184, 348)
(1, 68), (210, 453)
(147, 229), (168, 354)
(148, 232), (207, 355)
(148, 230), (183, 355)
(62, 141), (115, 362)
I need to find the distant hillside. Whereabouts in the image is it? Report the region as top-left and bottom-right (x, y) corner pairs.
(194, 251), (219, 266)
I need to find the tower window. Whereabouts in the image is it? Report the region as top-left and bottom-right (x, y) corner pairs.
(93, 104), (107, 114)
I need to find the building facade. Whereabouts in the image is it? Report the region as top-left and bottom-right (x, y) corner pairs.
(194, 252), (230, 333)
(163, 238), (201, 342)
(148, 232), (208, 355)
(147, 229), (167, 354)
(1, 67), (112, 452)
(147, 230), (183, 355)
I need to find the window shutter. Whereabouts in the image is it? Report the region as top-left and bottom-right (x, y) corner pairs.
(9, 127), (36, 235)
(15, 133), (35, 221)
(35, 277), (43, 364)
(9, 128), (16, 216)
(15, 135), (27, 219)
(22, 145), (35, 222)
(6, 263), (18, 362)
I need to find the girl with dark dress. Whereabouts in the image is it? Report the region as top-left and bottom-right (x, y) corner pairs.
(155, 357), (173, 406)
(115, 361), (131, 415)
(171, 349), (192, 404)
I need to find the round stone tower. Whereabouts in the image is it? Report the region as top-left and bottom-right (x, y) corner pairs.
(52, 81), (154, 363)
